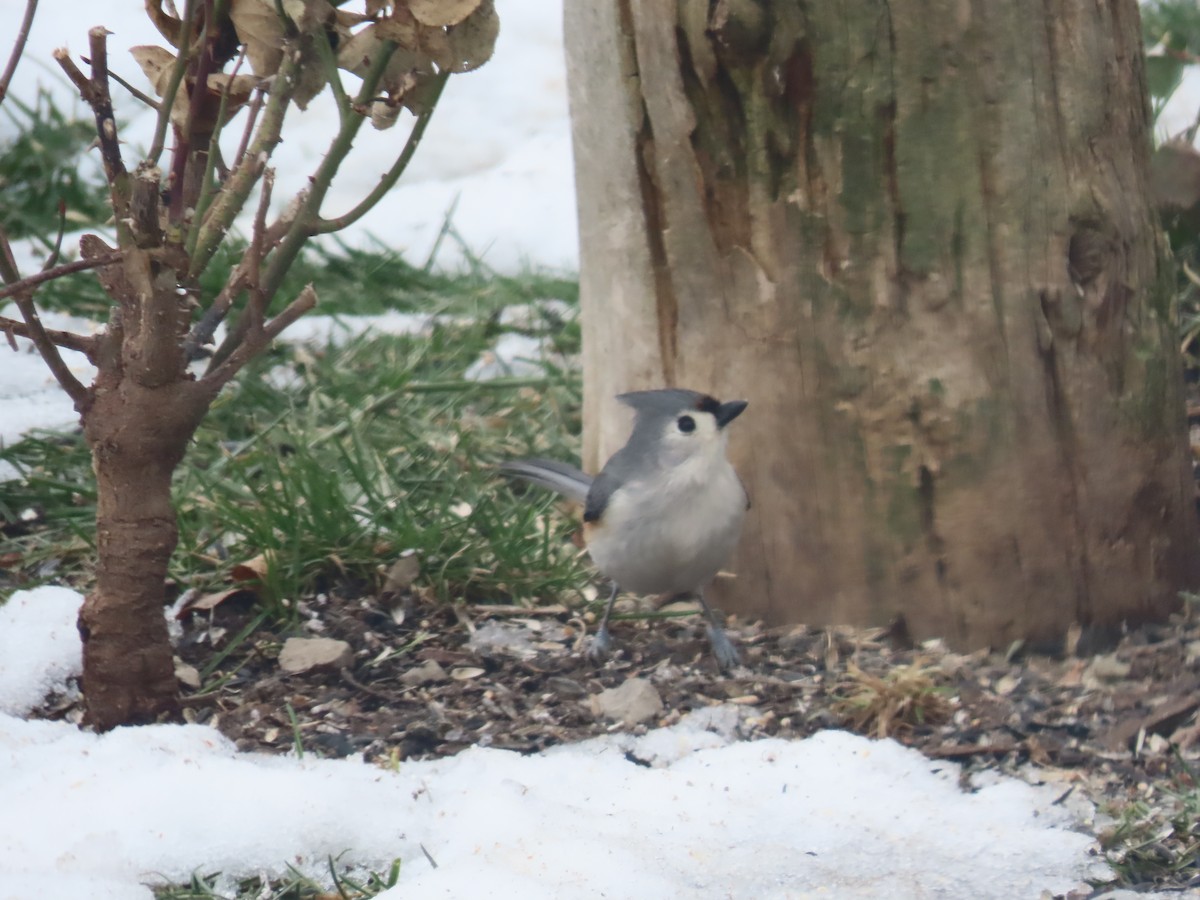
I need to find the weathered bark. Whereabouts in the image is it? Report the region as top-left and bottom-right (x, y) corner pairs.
(79, 379), (214, 729)
(73, 231), (218, 729)
(565, 0), (1199, 650)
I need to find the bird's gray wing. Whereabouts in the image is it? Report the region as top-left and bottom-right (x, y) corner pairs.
(583, 469), (618, 523)
(498, 458), (592, 505)
(583, 443), (644, 523)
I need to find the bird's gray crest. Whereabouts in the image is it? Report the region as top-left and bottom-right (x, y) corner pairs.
(617, 389), (721, 421)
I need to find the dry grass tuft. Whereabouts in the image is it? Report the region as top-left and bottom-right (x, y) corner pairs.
(832, 658), (955, 739)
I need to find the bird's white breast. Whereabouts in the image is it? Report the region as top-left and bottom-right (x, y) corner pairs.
(586, 448), (747, 596)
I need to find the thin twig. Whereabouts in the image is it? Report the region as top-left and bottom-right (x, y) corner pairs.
(313, 71), (451, 235)
(247, 167), (275, 303)
(0, 233), (89, 403)
(86, 61), (160, 110)
(240, 167), (276, 340)
(0, 251), (124, 302)
(41, 200), (67, 272)
(54, 34), (130, 219)
(201, 284), (317, 391)
(52, 49), (92, 98)
(312, 22), (349, 120)
(231, 86), (263, 172)
(148, 0), (196, 165)
(0, 316), (99, 357)
(183, 267), (245, 359)
(85, 26), (125, 193)
(0, 0), (37, 105)
(187, 42), (248, 259)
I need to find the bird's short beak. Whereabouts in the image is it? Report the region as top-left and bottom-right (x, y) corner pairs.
(715, 399), (748, 428)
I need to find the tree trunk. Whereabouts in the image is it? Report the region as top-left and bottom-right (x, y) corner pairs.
(78, 376), (214, 729)
(70, 229), (220, 730)
(564, 0), (1199, 651)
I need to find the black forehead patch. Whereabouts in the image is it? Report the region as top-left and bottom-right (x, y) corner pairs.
(693, 394), (721, 415)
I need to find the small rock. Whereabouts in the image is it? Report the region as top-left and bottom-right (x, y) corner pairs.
(1085, 654), (1131, 683)
(589, 677), (663, 725)
(278, 637), (353, 674)
(994, 673), (1020, 696)
(174, 659), (201, 690)
(400, 659), (448, 686)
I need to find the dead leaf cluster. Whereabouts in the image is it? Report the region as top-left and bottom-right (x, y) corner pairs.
(136, 0), (498, 126)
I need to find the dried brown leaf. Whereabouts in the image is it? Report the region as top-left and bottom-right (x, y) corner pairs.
(130, 45), (190, 126)
(175, 587), (258, 618)
(337, 23), (432, 121)
(374, 7), (422, 50)
(408, 0), (482, 28)
(229, 0), (285, 75)
(370, 98), (404, 130)
(431, 0), (498, 73)
(145, 0), (184, 48)
(206, 72), (259, 109)
(380, 552), (421, 606)
(231, 552), (271, 582)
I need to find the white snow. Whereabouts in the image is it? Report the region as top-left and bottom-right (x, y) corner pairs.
(0, 586), (83, 715)
(0, 589), (1111, 900)
(0, 1), (1173, 896)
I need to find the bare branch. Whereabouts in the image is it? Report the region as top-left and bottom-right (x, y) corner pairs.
(183, 268), (245, 360)
(188, 44), (249, 257)
(259, 40), (398, 301)
(231, 86), (264, 172)
(184, 167), (275, 360)
(88, 61), (160, 110)
(312, 23), (349, 120)
(201, 284), (317, 391)
(41, 200), (67, 272)
(148, 0), (196, 165)
(0, 233), (89, 404)
(248, 168), (275, 291)
(52, 48), (92, 97)
(130, 163), (164, 248)
(87, 24), (109, 86)
(0, 251), (125, 302)
(0, 316), (99, 358)
(313, 71), (451, 235)
(0, 0), (37, 105)
(170, 0), (222, 220)
(189, 49), (301, 278)
(54, 34), (130, 219)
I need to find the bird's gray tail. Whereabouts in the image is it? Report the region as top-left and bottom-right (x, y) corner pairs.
(498, 458), (592, 505)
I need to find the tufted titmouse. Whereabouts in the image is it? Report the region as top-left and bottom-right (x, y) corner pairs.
(500, 389), (749, 669)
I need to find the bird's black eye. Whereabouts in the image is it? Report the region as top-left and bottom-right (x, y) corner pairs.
(677, 415), (696, 433)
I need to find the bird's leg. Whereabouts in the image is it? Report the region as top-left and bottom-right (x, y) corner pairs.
(696, 588), (741, 670)
(588, 582), (620, 660)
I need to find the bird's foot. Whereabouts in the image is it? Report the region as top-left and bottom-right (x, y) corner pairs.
(706, 625), (741, 671)
(587, 625), (613, 661)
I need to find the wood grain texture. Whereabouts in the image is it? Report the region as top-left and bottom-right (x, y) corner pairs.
(565, 0), (1198, 650)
